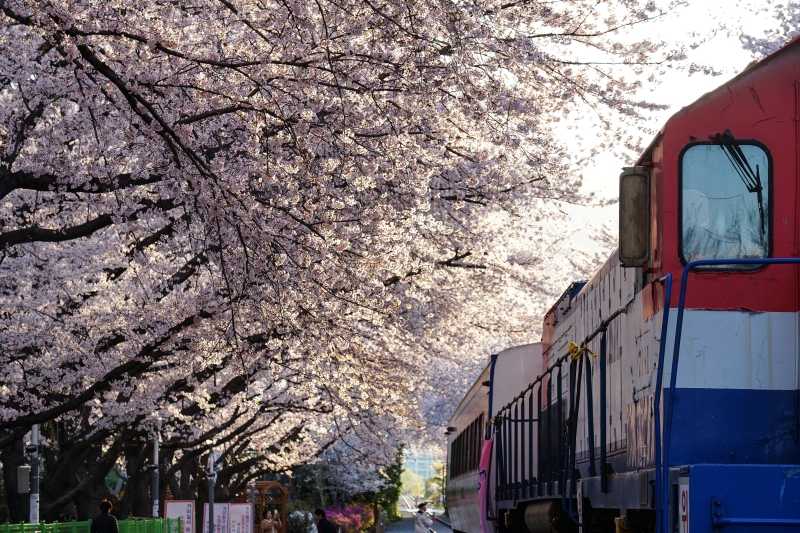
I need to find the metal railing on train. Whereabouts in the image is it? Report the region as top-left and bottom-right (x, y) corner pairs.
(489, 306), (626, 527)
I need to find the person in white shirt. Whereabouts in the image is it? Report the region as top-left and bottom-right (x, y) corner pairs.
(414, 503), (437, 533)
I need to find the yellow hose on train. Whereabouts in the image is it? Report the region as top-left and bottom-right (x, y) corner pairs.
(568, 341), (597, 360)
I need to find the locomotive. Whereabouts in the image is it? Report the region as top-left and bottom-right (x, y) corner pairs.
(446, 36), (800, 533)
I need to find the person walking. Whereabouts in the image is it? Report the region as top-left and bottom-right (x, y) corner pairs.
(414, 503), (436, 533)
(90, 500), (119, 533)
(313, 509), (336, 533)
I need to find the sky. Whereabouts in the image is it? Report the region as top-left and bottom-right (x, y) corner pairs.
(562, 1), (781, 251)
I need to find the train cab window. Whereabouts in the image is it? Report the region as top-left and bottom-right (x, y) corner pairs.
(680, 138), (771, 267)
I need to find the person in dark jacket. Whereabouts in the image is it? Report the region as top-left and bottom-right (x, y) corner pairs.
(313, 509), (336, 533)
(91, 500), (119, 533)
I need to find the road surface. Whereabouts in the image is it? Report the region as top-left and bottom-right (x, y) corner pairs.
(386, 511), (453, 533)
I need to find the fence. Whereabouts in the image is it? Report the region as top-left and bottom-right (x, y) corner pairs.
(1, 518), (182, 533)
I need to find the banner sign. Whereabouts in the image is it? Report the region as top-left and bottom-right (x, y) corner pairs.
(166, 500), (195, 533)
(203, 503), (230, 533)
(228, 504), (253, 533)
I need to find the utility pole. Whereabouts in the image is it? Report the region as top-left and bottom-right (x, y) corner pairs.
(151, 435), (160, 518)
(207, 451), (217, 533)
(249, 482), (256, 533)
(29, 425), (39, 524)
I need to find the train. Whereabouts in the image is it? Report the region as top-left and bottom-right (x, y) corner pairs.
(445, 35), (800, 533)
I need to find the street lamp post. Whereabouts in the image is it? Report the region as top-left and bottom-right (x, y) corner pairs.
(244, 449), (258, 533)
(151, 435), (160, 518)
(440, 463), (446, 510)
(29, 425), (39, 524)
(249, 482), (257, 533)
(207, 451), (217, 533)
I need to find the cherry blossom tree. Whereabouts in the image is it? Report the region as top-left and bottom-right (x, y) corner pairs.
(739, 1), (800, 57)
(0, 0), (682, 519)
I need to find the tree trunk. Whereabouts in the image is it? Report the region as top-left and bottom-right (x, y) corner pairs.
(1, 435), (29, 523)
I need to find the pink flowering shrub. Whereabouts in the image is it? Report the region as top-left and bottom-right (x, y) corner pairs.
(326, 505), (374, 533)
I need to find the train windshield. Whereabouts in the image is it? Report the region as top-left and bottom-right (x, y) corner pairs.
(680, 140), (770, 266)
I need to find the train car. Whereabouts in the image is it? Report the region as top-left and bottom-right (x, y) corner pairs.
(447, 344), (543, 533)
(446, 36), (800, 533)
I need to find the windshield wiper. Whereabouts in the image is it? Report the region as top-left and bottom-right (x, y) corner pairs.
(718, 129), (765, 235)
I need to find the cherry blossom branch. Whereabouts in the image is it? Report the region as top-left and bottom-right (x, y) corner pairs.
(0, 198), (179, 248)
(0, 171), (163, 202)
(1, 310), (212, 427)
